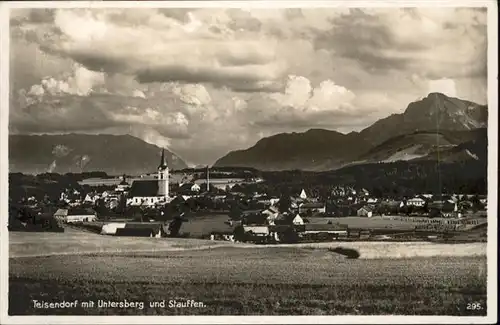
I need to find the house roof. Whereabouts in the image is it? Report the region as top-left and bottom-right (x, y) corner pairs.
(268, 225), (294, 232)
(53, 208), (68, 217)
(115, 227), (157, 236)
(300, 202), (325, 209)
(129, 180), (159, 197)
(68, 207), (96, 216)
(428, 202), (455, 211)
(299, 224), (348, 232)
(124, 223), (162, 232)
(358, 205), (374, 212)
(243, 226), (269, 234)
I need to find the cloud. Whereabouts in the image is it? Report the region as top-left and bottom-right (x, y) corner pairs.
(248, 75), (368, 129)
(16, 8), (289, 93)
(9, 7), (489, 165)
(427, 78), (458, 98)
(22, 64), (105, 98)
(315, 8), (487, 79)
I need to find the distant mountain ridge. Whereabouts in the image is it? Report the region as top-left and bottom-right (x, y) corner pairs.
(214, 93), (488, 171)
(9, 134), (188, 175)
(214, 128), (372, 171)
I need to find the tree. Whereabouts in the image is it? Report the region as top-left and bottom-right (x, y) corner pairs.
(229, 203), (242, 220)
(168, 215), (184, 237)
(278, 194), (291, 213)
(233, 225), (246, 242)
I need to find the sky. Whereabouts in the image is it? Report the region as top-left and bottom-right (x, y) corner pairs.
(9, 6), (488, 166)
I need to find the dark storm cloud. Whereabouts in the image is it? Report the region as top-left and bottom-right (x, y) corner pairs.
(314, 9), (423, 72)
(136, 65), (282, 93)
(314, 8), (487, 78)
(10, 8), (56, 26)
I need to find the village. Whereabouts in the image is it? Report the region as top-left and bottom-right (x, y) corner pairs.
(9, 150), (488, 244)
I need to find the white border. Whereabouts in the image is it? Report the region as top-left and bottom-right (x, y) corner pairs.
(0, 1), (497, 324)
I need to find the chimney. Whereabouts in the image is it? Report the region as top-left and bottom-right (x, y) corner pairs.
(206, 165), (210, 192)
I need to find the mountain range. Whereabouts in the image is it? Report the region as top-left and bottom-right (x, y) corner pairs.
(9, 134), (188, 175)
(9, 92), (488, 175)
(214, 93), (488, 171)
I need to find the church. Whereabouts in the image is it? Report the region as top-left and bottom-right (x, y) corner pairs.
(126, 149), (170, 206)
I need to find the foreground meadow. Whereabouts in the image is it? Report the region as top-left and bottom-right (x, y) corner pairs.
(9, 241), (487, 316)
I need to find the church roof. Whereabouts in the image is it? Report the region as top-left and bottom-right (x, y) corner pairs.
(129, 180), (159, 197)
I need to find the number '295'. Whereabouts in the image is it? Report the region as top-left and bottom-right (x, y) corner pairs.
(467, 302), (483, 310)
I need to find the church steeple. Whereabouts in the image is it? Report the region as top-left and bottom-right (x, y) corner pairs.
(157, 149), (169, 198)
(158, 149), (168, 170)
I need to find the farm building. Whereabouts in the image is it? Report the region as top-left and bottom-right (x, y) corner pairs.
(357, 206), (374, 218)
(428, 201), (457, 217)
(239, 226), (273, 243)
(297, 223), (348, 235)
(407, 197), (426, 207)
(296, 224), (348, 241)
(53, 208), (68, 222)
(115, 227), (162, 238)
(299, 202), (326, 214)
(54, 208), (97, 223)
(209, 230), (235, 241)
(243, 226), (269, 235)
(101, 223), (126, 235)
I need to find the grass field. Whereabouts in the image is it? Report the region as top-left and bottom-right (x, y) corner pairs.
(9, 231), (488, 316)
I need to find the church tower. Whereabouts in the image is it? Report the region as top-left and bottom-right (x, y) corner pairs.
(157, 149), (169, 198)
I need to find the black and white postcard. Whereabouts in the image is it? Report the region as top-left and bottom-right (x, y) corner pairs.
(0, 1), (497, 324)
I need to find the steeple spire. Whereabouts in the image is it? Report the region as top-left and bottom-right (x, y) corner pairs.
(158, 149), (168, 170)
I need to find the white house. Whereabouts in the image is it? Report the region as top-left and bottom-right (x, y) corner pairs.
(84, 193), (100, 204)
(407, 197), (426, 207)
(270, 198), (280, 206)
(262, 206), (279, 225)
(101, 223), (127, 235)
(55, 208), (98, 223)
(191, 183), (201, 192)
(357, 206), (374, 218)
(292, 214), (304, 225)
(243, 226), (270, 236)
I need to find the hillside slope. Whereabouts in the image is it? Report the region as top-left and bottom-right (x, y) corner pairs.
(9, 134), (188, 175)
(214, 129), (371, 171)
